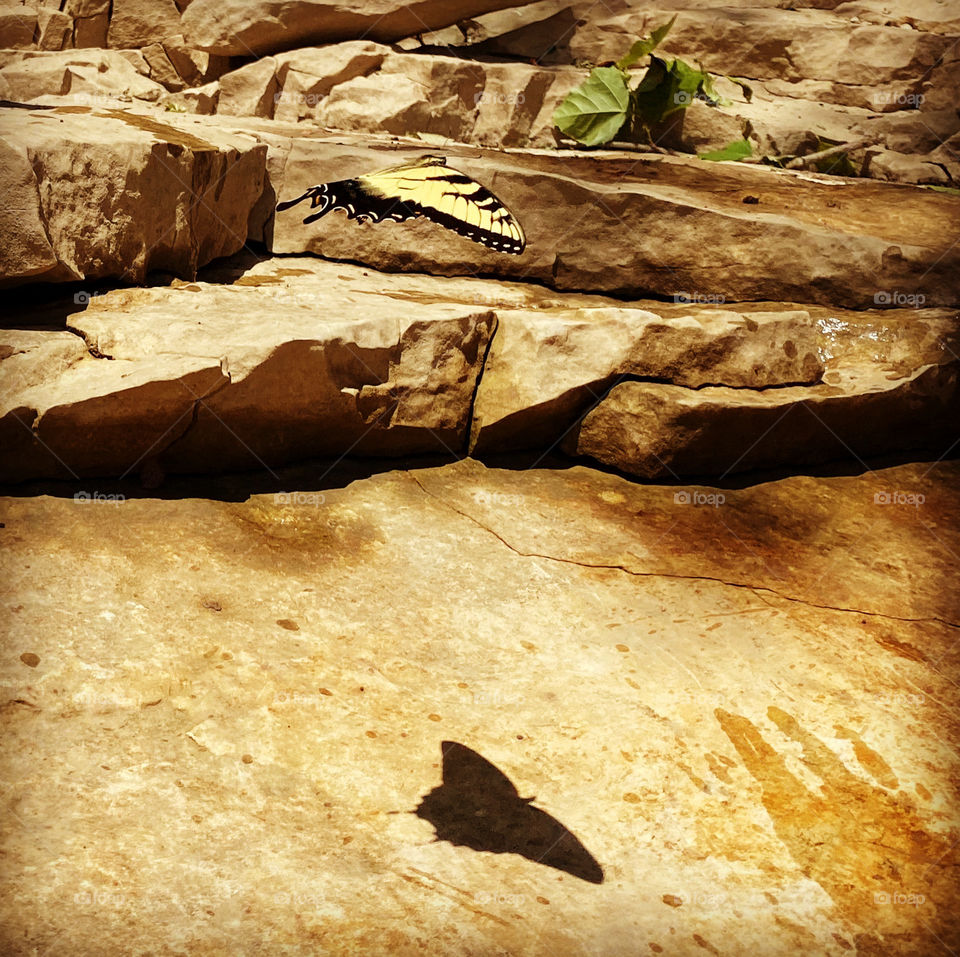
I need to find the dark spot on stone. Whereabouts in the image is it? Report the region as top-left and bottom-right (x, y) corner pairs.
(742, 195), (759, 204)
(745, 318), (759, 332)
(276, 618), (299, 631)
(783, 339), (797, 357)
(201, 598), (222, 612)
(319, 688), (333, 696)
(662, 894), (683, 907)
(20, 652), (39, 668)
(366, 730), (377, 738)
(241, 754), (253, 764)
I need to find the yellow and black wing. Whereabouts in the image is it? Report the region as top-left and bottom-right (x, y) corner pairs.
(276, 155), (526, 255)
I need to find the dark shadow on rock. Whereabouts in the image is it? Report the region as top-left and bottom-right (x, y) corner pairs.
(415, 740), (604, 885)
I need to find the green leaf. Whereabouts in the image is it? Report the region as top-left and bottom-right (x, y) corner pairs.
(699, 139), (753, 162)
(615, 16), (676, 69)
(698, 71), (731, 108)
(925, 185), (960, 196)
(553, 66), (631, 146)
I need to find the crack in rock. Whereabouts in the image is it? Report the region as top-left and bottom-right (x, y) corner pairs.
(406, 471), (960, 631)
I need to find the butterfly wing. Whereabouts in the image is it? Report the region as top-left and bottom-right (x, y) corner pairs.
(357, 159), (526, 255)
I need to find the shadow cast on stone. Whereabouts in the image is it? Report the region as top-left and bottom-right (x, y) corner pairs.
(415, 740), (604, 885)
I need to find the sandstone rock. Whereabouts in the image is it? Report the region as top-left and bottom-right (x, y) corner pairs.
(107, 0), (183, 48)
(0, 106), (267, 287)
(863, 148), (952, 186)
(564, 359), (959, 479)
(471, 307), (823, 453)
(1, 458), (957, 955)
(215, 57), (280, 117)
(0, 5), (37, 47)
(36, 7), (73, 50)
(0, 261), (497, 482)
(161, 34), (230, 88)
(272, 138), (960, 307)
(180, 0), (534, 56)
(0, 50), (165, 106)
(1, 353), (228, 483)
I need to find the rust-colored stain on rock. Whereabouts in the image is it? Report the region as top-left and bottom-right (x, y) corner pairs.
(716, 706), (960, 952)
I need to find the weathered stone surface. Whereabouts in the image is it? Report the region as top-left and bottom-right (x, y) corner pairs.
(0, 50), (166, 105)
(273, 138), (960, 307)
(0, 261), (496, 482)
(564, 359), (960, 480)
(0, 106), (267, 287)
(107, 0), (182, 48)
(0, 5), (37, 47)
(1, 458), (957, 954)
(471, 307), (823, 453)
(180, 0), (532, 56)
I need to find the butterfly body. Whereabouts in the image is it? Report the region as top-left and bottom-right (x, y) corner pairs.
(276, 156), (526, 255)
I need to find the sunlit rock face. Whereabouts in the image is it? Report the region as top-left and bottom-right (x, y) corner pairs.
(2, 2), (959, 954)
(1, 459), (958, 954)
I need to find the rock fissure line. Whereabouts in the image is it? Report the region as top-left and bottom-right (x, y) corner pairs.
(148, 371), (232, 465)
(406, 471), (960, 631)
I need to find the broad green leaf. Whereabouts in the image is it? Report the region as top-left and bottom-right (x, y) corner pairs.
(699, 139), (753, 162)
(926, 185), (960, 196)
(631, 56), (707, 125)
(615, 16), (676, 69)
(553, 66), (631, 146)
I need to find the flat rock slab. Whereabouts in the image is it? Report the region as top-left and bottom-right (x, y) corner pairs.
(564, 360), (960, 480)
(5, 105), (959, 309)
(1, 458), (957, 954)
(1, 260), (498, 482)
(4, 256), (955, 482)
(272, 137), (960, 307)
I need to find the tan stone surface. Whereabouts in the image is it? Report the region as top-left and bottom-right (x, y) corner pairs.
(564, 359), (959, 480)
(0, 458), (957, 954)
(0, 260), (498, 482)
(0, 106), (267, 286)
(471, 306), (823, 453)
(180, 0), (532, 56)
(272, 137), (960, 307)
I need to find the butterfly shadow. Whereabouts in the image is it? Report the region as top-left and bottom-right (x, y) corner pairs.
(414, 741), (604, 885)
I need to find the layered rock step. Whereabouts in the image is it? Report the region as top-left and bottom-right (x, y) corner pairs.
(563, 361), (959, 480)
(3, 257), (955, 484)
(6, 106), (957, 304)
